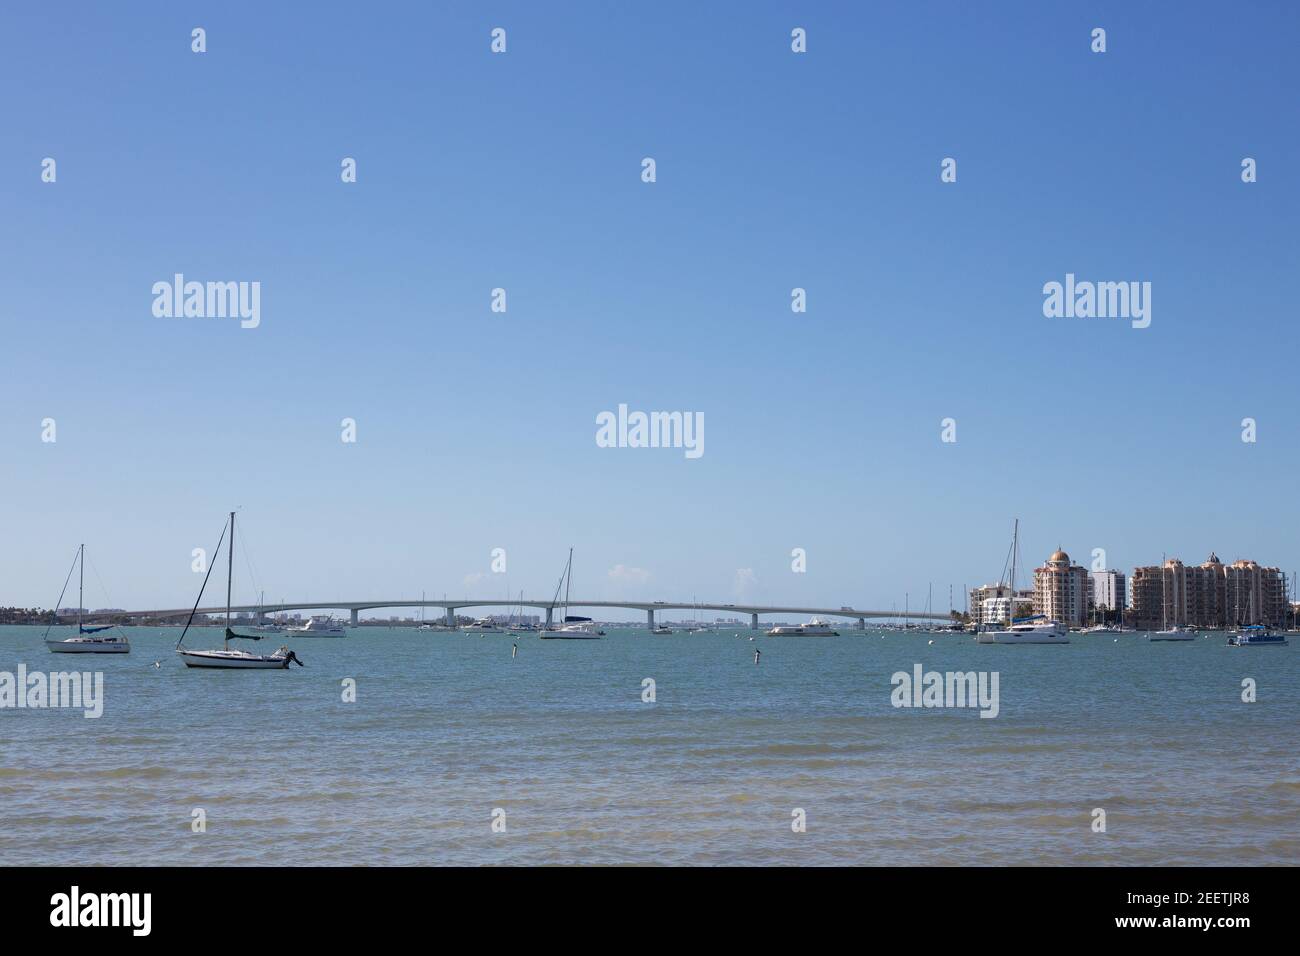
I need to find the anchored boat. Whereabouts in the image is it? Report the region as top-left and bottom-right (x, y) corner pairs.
(44, 544), (130, 654)
(767, 617), (839, 636)
(1227, 625), (1288, 647)
(175, 512), (305, 670)
(539, 549), (604, 639)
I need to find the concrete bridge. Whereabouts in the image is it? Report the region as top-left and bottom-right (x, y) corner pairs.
(113, 599), (953, 630)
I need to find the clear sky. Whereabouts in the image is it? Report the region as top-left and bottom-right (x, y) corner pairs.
(3, 2), (1298, 614)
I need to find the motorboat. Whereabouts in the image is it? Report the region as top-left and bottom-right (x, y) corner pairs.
(1227, 626), (1288, 647)
(287, 617), (347, 637)
(767, 617), (839, 636)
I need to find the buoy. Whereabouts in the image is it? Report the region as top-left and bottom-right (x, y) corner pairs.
(511, 643), (517, 659)
(927, 639), (934, 645)
(153, 661), (161, 668)
(754, 649), (760, 664)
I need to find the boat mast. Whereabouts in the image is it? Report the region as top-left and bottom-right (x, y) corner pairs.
(1008, 519), (1018, 627)
(226, 511), (235, 648)
(78, 544), (84, 633)
(563, 547), (573, 622)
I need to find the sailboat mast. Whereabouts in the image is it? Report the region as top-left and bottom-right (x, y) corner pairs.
(563, 547), (573, 621)
(226, 510), (235, 645)
(1008, 519), (1018, 627)
(78, 544), (84, 632)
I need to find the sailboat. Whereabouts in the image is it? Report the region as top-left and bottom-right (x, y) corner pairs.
(44, 545), (130, 654)
(1151, 561), (1195, 641)
(539, 548), (602, 639)
(976, 519), (1069, 644)
(175, 512), (305, 669)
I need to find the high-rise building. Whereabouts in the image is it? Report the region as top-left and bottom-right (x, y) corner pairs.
(1089, 569), (1126, 611)
(1032, 550), (1091, 627)
(1130, 553), (1287, 629)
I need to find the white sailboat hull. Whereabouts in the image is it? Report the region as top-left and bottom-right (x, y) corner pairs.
(178, 649), (290, 669)
(46, 639), (130, 654)
(539, 626), (602, 640)
(1150, 630), (1196, 642)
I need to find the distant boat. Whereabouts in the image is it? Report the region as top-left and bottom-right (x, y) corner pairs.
(287, 617), (347, 638)
(1151, 565), (1195, 640)
(651, 625), (674, 635)
(44, 544), (130, 654)
(1227, 625), (1288, 647)
(767, 617), (839, 636)
(176, 512), (304, 670)
(539, 548), (603, 639)
(975, 521), (1068, 645)
(463, 618), (505, 634)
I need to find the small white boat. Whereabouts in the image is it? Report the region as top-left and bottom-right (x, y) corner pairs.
(175, 512), (305, 671)
(288, 616), (347, 638)
(44, 544), (131, 654)
(463, 618), (505, 634)
(767, 617), (839, 636)
(1150, 626), (1196, 642)
(651, 625), (674, 635)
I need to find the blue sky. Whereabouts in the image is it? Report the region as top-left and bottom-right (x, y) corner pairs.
(2, 2), (1298, 613)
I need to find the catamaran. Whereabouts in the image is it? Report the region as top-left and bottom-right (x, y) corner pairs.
(44, 544), (130, 654)
(976, 520), (1069, 645)
(540, 548), (603, 639)
(175, 512), (305, 669)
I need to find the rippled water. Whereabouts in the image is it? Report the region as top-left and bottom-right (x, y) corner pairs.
(1, 625), (1296, 865)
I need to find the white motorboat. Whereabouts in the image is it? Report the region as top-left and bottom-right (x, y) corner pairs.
(767, 617), (839, 636)
(288, 616), (347, 638)
(175, 512), (305, 670)
(1150, 626), (1196, 642)
(44, 544), (131, 654)
(463, 618), (505, 634)
(651, 625), (674, 635)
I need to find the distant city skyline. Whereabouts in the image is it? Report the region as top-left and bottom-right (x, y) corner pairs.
(3, 3), (1298, 610)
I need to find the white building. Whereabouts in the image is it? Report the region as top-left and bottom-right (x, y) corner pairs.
(1089, 569), (1126, 611)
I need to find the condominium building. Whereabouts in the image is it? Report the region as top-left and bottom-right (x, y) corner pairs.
(1089, 569), (1126, 611)
(968, 584), (1032, 626)
(1032, 550), (1091, 627)
(1130, 553), (1288, 629)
